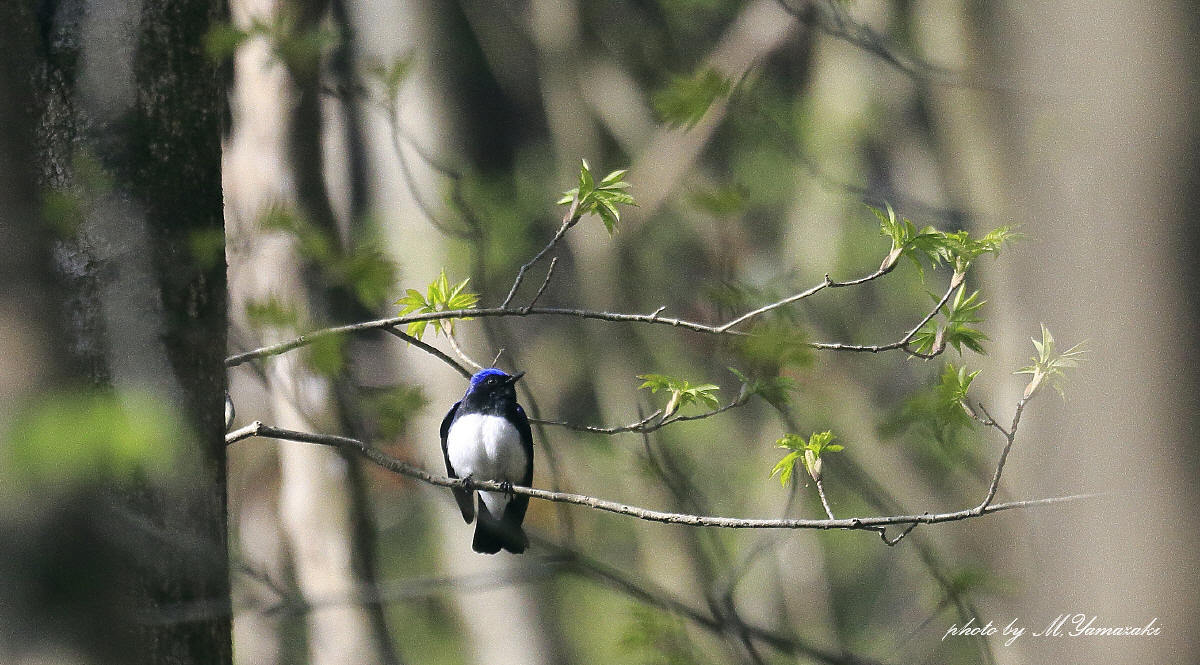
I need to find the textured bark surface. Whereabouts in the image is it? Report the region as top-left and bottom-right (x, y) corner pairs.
(1, 1), (232, 663)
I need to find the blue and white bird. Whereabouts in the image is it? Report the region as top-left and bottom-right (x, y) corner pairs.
(440, 368), (533, 554)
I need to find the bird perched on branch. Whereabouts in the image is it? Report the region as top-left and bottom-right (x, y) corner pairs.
(440, 368), (533, 553)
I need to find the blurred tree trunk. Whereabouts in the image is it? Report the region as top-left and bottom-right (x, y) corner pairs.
(979, 4), (1199, 664)
(0, 2), (231, 664)
(224, 0), (398, 662)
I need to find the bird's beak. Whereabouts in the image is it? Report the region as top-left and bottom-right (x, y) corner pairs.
(507, 371), (526, 384)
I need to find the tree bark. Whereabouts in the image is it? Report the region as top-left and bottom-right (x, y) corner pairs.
(0, 1), (232, 664)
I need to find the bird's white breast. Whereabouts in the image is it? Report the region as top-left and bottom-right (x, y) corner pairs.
(446, 413), (527, 515)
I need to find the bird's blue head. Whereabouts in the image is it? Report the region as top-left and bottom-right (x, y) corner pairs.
(465, 368), (525, 397)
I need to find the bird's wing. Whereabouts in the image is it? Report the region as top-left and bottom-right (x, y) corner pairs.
(503, 403), (534, 526)
(440, 401), (475, 522)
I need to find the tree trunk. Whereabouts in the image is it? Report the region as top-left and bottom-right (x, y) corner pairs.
(0, 1), (232, 664)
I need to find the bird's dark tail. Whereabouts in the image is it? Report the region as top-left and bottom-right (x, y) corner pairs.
(472, 498), (528, 554)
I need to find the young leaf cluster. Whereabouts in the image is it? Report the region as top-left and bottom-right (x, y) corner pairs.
(912, 287), (989, 356)
(651, 67), (733, 129)
(871, 204), (1018, 278)
(1015, 323), (1087, 399)
(637, 374), (720, 418)
(557, 160), (636, 234)
(940, 363), (981, 414)
(771, 431), (844, 486)
(728, 367), (797, 410)
(395, 268), (479, 340)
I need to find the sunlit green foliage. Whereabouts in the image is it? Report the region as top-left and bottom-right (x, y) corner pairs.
(652, 67), (733, 129)
(396, 268), (479, 340)
(1015, 324), (1087, 399)
(557, 160), (636, 234)
(637, 374), (720, 417)
(771, 431), (843, 486)
(728, 367), (797, 410)
(871, 204), (1018, 278)
(4, 390), (181, 487)
(911, 288), (989, 356)
(205, 15), (339, 76)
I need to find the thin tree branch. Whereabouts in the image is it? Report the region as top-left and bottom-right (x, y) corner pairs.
(817, 474), (916, 546)
(444, 332), (485, 373)
(382, 95), (476, 239)
(975, 398), (1029, 512)
(502, 197), (580, 309)
(227, 421), (1105, 532)
(225, 268), (959, 369)
(521, 256), (558, 313)
(776, 0), (976, 89)
(531, 409), (664, 434)
(536, 539), (886, 665)
(383, 328), (472, 379)
(813, 477), (837, 521)
(808, 277), (958, 356)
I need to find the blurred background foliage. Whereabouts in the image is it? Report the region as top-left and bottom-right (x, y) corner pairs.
(218, 1), (1199, 665)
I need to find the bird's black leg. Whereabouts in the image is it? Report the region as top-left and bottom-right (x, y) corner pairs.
(499, 480), (514, 500)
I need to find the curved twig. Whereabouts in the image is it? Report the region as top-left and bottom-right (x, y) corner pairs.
(226, 421), (1106, 532)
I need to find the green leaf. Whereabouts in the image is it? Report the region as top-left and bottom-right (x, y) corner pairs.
(365, 53), (415, 103)
(652, 67), (733, 129)
(771, 450), (803, 487)
(560, 160), (637, 235)
(636, 374), (720, 413)
(775, 433), (807, 451)
(769, 431), (844, 486)
(869, 204), (1020, 278)
(204, 22), (249, 61)
(5, 389), (182, 487)
(1014, 323), (1087, 398)
(306, 333), (345, 376)
(728, 367), (798, 409)
(245, 297), (301, 330)
(395, 269), (478, 340)
(940, 362), (981, 406)
(360, 384), (427, 439)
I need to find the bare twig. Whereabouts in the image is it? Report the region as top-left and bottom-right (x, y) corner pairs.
(521, 257), (558, 313)
(813, 477), (837, 521)
(382, 97), (475, 239)
(808, 278), (959, 357)
(776, 0), (976, 89)
(530, 393), (749, 436)
(975, 398), (1029, 512)
(225, 269), (958, 369)
(536, 538), (880, 665)
(444, 332), (485, 373)
(502, 197), (580, 309)
(717, 275), (836, 332)
(383, 328), (472, 379)
(227, 421), (1105, 532)
(817, 474), (916, 546)
(531, 409), (664, 434)
(225, 305), (736, 368)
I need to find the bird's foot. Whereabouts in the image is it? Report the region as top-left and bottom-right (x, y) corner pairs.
(499, 480), (515, 500)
